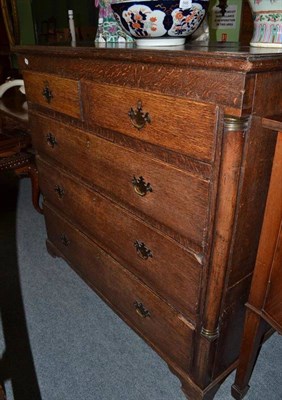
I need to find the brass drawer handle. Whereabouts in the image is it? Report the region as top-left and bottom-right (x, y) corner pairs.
(46, 132), (57, 148)
(132, 176), (152, 197)
(42, 82), (53, 103)
(134, 301), (150, 318)
(134, 240), (152, 260)
(128, 100), (151, 130)
(60, 233), (70, 246)
(54, 185), (65, 198)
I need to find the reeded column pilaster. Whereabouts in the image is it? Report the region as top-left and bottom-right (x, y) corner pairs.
(201, 115), (250, 340)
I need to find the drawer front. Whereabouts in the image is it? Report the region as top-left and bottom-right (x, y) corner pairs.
(38, 158), (201, 320)
(44, 204), (195, 371)
(31, 114), (210, 248)
(23, 71), (82, 119)
(82, 81), (218, 163)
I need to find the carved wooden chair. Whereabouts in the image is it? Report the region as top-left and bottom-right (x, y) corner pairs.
(0, 383), (6, 400)
(0, 127), (43, 214)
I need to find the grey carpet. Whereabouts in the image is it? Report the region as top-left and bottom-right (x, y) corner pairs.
(0, 177), (281, 400)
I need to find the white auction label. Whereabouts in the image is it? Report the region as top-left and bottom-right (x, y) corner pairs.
(211, 5), (238, 29)
(179, 0), (192, 10)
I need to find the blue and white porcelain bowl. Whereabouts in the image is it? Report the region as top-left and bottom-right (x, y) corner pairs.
(111, 0), (210, 46)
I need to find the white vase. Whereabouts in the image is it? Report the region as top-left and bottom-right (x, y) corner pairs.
(248, 0), (282, 47)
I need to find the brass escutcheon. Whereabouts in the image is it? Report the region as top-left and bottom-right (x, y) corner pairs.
(134, 301), (150, 318)
(42, 82), (53, 103)
(60, 233), (70, 247)
(128, 100), (151, 130)
(54, 185), (65, 198)
(132, 176), (152, 197)
(134, 240), (153, 260)
(46, 132), (57, 148)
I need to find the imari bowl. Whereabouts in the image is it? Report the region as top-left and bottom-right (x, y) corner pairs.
(111, 0), (210, 46)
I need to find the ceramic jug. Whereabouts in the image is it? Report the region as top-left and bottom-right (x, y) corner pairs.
(248, 0), (282, 47)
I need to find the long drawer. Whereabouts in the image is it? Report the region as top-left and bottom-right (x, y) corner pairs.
(31, 113), (210, 249)
(44, 204), (195, 371)
(23, 71), (82, 119)
(81, 81), (218, 163)
(38, 157), (202, 320)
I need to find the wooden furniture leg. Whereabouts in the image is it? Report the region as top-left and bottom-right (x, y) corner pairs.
(231, 310), (268, 399)
(0, 383), (6, 400)
(28, 162), (43, 215)
(15, 161), (43, 214)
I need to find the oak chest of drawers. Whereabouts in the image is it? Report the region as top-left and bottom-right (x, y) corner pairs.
(15, 44), (282, 400)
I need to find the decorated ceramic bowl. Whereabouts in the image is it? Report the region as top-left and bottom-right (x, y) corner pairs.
(111, 0), (210, 46)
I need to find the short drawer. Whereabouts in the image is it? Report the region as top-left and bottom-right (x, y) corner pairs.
(31, 114), (210, 249)
(38, 157), (202, 320)
(81, 81), (218, 163)
(44, 204), (195, 371)
(23, 71), (82, 119)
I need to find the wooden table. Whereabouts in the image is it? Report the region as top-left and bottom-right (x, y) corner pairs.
(232, 115), (282, 399)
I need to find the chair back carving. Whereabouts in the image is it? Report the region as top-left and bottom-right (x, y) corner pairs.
(0, 0), (20, 46)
